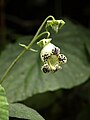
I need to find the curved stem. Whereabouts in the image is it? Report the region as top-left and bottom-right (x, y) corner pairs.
(0, 15), (55, 84)
(36, 31), (50, 40)
(27, 15), (55, 49)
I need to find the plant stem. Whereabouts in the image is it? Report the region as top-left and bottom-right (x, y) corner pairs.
(0, 15), (55, 84)
(36, 31), (50, 40)
(27, 15), (55, 49)
(0, 49), (26, 84)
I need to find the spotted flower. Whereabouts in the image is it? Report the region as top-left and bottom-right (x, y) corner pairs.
(37, 38), (67, 73)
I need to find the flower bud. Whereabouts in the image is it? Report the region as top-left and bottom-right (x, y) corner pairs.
(46, 20), (65, 33)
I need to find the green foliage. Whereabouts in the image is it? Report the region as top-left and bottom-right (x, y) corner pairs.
(0, 20), (90, 104)
(0, 85), (9, 120)
(9, 103), (45, 120)
(0, 19), (90, 120)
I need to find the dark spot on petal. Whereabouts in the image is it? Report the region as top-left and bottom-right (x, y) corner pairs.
(42, 66), (50, 73)
(43, 68), (48, 73)
(42, 55), (44, 57)
(52, 47), (60, 55)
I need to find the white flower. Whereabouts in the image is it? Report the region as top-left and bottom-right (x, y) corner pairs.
(38, 39), (67, 73)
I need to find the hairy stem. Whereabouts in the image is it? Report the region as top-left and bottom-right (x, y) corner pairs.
(0, 15), (55, 84)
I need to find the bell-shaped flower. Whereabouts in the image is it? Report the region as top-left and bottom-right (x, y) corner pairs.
(37, 38), (67, 73)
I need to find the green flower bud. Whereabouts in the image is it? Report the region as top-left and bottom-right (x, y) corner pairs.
(46, 20), (65, 33)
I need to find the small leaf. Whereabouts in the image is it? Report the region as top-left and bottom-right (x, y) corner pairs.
(19, 43), (28, 48)
(29, 48), (38, 52)
(0, 85), (9, 120)
(19, 43), (38, 52)
(9, 103), (45, 120)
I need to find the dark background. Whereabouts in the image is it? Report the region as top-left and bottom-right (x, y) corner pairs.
(5, 0), (90, 34)
(0, 0), (90, 34)
(0, 0), (90, 47)
(1, 0), (90, 48)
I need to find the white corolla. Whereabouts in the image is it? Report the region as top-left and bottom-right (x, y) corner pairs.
(37, 38), (67, 73)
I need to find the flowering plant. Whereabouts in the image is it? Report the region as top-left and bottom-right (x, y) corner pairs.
(0, 15), (67, 84)
(0, 15), (67, 119)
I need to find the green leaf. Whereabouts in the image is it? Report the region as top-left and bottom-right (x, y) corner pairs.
(0, 85), (9, 120)
(0, 20), (90, 103)
(9, 103), (45, 120)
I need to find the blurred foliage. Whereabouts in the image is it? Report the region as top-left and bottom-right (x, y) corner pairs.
(0, 85), (9, 120)
(0, 19), (90, 120)
(9, 103), (45, 120)
(22, 77), (90, 120)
